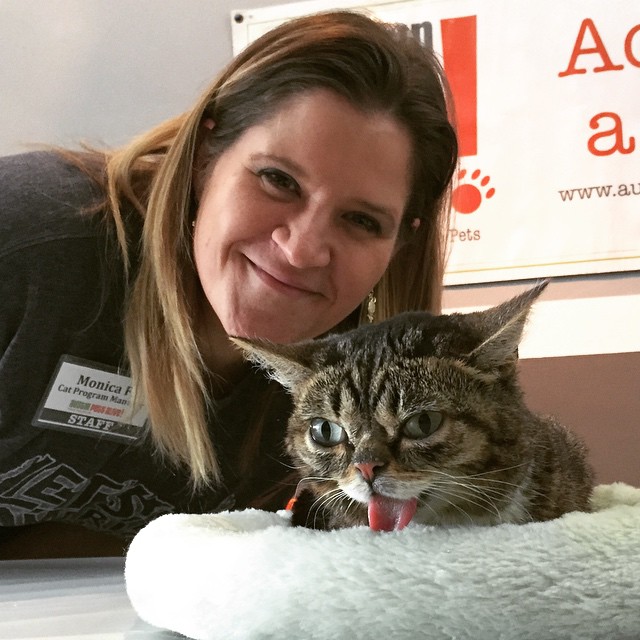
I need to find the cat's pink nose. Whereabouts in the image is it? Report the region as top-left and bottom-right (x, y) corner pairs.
(355, 461), (384, 482)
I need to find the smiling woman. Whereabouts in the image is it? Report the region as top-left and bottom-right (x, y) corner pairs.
(0, 10), (457, 556)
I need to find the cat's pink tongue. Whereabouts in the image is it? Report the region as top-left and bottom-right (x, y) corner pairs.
(368, 495), (417, 531)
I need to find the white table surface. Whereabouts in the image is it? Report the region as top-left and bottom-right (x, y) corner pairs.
(0, 557), (179, 640)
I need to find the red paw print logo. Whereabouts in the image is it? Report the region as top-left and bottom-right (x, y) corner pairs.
(452, 169), (495, 214)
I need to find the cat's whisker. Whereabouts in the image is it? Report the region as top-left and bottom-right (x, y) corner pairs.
(450, 467), (548, 503)
(307, 488), (343, 529)
(310, 487), (341, 509)
(446, 478), (515, 503)
(312, 485), (365, 528)
(331, 495), (358, 524)
(431, 473), (542, 524)
(415, 497), (441, 522)
(458, 462), (529, 478)
(434, 482), (504, 522)
(455, 482), (507, 519)
(311, 486), (356, 525)
(293, 475), (335, 497)
(277, 459), (306, 471)
(344, 500), (359, 521)
(420, 487), (476, 525)
(325, 494), (357, 527)
(420, 471), (508, 504)
(426, 479), (504, 522)
(458, 465), (545, 496)
(426, 467), (548, 507)
(296, 475), (334, 486)
(427, 466), (522, 489)
(462, 475), (548, 501)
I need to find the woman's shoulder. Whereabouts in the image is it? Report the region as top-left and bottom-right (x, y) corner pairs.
(0, 150), (106, 257)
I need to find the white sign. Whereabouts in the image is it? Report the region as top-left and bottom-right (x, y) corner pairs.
(231, 0), (640, 285)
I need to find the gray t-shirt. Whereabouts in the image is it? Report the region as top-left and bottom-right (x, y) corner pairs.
(0, 152), (292, 541)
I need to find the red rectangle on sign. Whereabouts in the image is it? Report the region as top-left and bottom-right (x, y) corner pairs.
(441, 15), (477, 157)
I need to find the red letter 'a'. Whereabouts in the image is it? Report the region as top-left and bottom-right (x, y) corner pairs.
(559, 18), (624, 77)
(441, 16), (477, 157)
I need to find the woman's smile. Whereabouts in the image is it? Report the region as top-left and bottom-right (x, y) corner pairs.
(245, 255), (325, 299)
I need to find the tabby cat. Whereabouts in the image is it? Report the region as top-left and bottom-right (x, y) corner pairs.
(233, 282), (594, 531)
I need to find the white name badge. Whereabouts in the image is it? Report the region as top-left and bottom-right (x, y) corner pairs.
(33, 355), (148, 443)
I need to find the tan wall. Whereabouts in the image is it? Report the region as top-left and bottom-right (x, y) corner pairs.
(519, 352), (639, 487)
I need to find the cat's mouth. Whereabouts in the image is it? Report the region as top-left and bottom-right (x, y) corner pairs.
(368, 494), (418, 532)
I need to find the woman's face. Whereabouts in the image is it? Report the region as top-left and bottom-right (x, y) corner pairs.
(193, 88), (412, 344)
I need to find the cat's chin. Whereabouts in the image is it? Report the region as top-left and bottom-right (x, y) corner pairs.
(367, 495), (418, 532)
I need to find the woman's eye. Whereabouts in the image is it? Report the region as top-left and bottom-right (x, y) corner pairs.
(309, 418), (347, 447)
(257, 168), (300, 196)
(345, 212), (383, 236)
(402, 411), (444, 439)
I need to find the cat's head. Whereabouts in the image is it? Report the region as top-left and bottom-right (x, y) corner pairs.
(232, 281), (547, 530)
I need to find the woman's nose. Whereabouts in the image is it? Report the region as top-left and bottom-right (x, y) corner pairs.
(271, 210), (332, 269)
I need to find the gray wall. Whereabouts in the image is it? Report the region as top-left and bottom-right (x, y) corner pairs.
(1, 0), (286, 156)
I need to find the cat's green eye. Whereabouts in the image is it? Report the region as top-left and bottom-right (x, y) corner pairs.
(402, 411), (443, 439)
(309, 418), (346, 447)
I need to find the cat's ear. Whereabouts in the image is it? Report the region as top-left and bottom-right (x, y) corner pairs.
(229, 337), (317, 391)
(466, 280), (548, 371)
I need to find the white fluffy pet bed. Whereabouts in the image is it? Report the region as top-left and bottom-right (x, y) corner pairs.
(125, 483), (640, 640)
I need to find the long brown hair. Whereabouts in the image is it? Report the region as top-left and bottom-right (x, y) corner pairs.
(72, 11), (457, 487)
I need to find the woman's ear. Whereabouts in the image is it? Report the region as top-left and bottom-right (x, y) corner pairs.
(392, 217), (421, 256)
(192, 118), (216, 200)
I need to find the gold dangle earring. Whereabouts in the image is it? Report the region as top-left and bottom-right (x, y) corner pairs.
(366, 290), (377, 323)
